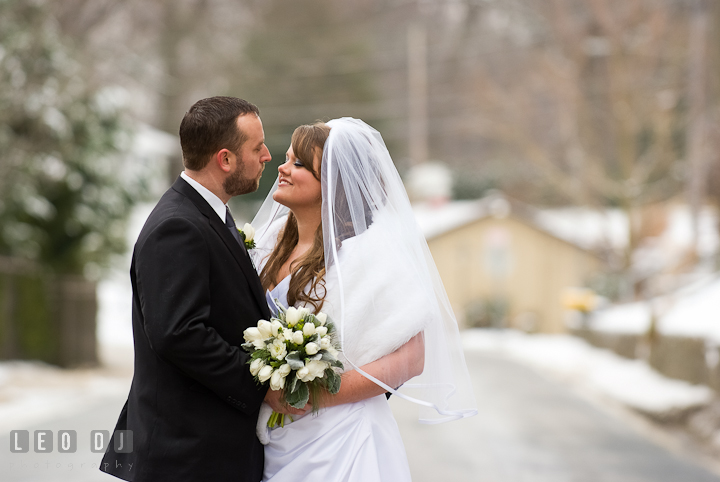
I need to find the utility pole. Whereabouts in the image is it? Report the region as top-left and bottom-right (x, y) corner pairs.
(686, 0), (709, 259)
(407, 21), (428, 167)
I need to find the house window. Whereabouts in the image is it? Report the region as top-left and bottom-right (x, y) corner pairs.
(483, 227), (512, 279)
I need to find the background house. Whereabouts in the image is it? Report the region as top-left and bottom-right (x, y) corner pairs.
(414, 192), (604, 333)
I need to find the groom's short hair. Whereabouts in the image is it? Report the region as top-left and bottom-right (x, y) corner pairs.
(180, 97), (260, 171)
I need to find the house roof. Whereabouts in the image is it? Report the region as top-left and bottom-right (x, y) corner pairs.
(412, 191), (620, 253)
(413, 192), (720, 274)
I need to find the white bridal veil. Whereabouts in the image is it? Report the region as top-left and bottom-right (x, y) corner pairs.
(251, 118), (477, 423)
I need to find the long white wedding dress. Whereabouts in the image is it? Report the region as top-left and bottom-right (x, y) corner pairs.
(260, 276), (412, 482)
(252, 117), (477, 481)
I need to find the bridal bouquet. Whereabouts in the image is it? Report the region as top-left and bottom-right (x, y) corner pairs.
(242, 305), (344, 428)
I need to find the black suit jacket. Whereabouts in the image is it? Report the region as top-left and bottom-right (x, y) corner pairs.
(101, 177), (271, 481)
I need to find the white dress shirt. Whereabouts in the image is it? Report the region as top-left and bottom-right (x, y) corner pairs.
(181, 171), (228, 223)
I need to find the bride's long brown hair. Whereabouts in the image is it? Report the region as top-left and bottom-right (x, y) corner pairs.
(259, 122), (331, 312)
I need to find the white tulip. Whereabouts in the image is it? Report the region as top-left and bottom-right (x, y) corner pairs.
(253, 339), (266, 350)
(250, 358), (264, 376)
(298, 307), (310, 320)
(303, 323), (316, 337)
(292, 331), (304, 345)
(299, 360), (328, 382)
(278, 363), (292, 376)
(270, 320), (283, 337)
(258, 365), (273, 383)
(286, 307), (301, 327)
(242, 223), (255, 242)
(269, 370), (286, 391)
(305, 342), (319, 355)
(315, 326), (328, 337)
(315, 312), (327, 325)
(320, 337), (331, 350)
(309, 360), (329, 378)
(269, 338), (287, 360)
(257, 320), (273, 339)
(243, 327), (263, 343)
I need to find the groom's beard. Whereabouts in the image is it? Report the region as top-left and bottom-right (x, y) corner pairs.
(223, 155), (262, 196)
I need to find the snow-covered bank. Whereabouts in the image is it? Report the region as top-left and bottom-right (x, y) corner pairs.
(590, 274), (720, 343)
(462, 329), (714, 418)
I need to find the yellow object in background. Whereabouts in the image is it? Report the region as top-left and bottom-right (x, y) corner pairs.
(562, 287), (598, 313)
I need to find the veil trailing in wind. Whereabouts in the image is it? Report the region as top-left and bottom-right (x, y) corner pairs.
(251, 118), (477, 423)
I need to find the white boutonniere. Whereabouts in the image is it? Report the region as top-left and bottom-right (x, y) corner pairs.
(237, 223), (256, 250)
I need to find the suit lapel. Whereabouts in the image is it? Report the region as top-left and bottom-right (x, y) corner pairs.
(172, 177), (270, 317)
(209, 220), (269, 314)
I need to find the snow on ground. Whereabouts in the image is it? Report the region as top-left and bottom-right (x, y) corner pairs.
(591, 274), (720, 342)
(462, 329), (714, 416)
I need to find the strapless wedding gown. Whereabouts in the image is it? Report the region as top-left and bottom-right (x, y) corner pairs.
(260, 277), (412, 482)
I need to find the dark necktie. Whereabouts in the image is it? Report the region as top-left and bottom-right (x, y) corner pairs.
(225, 206), (247, 254)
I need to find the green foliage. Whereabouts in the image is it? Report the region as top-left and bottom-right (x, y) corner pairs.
(323, 368), (341, 394)
(320, 351), (343, 369)
(251, 348), (270, 360)
(0, 267), (56, 363)
(15, 272), (55, 361)
(285, 351), (305, 370)
(0, 0), (142, 274)
(285, 378), (309, 409)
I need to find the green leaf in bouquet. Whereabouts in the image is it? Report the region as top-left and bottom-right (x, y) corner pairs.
(287, 372), (299, 395)
(324, 368), (341, 395)
(309, 314), (323, 327)
(320, 351), (344, 369)
(251, 349), (270, 360)
(285, 351), (305, 370)
(308, 353), (323, 361)
(319, 351), (335, 362)
(286, 381), (309, 409)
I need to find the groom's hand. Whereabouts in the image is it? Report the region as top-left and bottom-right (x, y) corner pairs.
(264, 389), (309, 415)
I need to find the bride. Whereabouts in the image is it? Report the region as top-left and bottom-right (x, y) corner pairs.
(251, 118), (476, 481)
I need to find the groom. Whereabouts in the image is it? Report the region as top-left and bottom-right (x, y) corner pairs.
(101, 97), (289, 481)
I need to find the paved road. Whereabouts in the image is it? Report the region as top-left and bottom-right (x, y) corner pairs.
(2, 351), (719, 481)
(390, 351), (720, 482)
(1, 395), (127, 482)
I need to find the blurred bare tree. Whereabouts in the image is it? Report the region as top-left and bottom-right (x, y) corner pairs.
(35, 0), (720, 260)
(459, 0), (712, 278)
(228, 0), (381, 199)
(49, 0), (260, 183)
